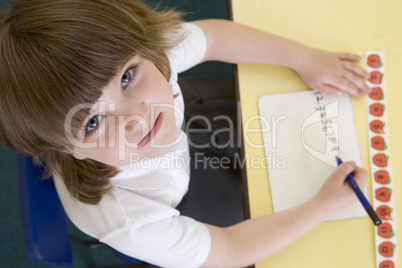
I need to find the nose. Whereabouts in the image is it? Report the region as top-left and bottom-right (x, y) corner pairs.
(122, 102), (150, 140)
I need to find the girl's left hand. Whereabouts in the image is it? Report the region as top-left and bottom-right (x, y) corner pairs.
(294, 47), (371, 98)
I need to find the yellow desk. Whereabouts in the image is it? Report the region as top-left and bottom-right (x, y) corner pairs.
(230, 0), (402, 267)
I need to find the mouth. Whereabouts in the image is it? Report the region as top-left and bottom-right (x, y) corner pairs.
(137, 113), (163, 148)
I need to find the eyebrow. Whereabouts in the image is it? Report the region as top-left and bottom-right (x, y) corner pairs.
(119, 55), (140, 76)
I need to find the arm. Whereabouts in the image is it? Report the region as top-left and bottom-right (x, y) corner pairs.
(201, 162), (368, 267)
(191, 19), (370, 98)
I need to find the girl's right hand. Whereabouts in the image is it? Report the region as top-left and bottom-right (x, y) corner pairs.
(314, 161), (368, 216)
(203, 161), (368, 267)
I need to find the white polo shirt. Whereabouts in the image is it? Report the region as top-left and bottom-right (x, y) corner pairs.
(54, 23), (211, 268)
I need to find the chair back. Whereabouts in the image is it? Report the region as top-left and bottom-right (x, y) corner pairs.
(16, 154), (72, 266)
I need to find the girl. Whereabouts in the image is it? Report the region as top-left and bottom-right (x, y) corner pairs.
(0, 0), (368, 267)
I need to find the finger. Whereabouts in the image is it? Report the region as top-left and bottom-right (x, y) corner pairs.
(326, 74), (363, 98)
(343, 69), (371, 94)
(314, 84), (343, 96)
(336, 52), (362, 62)
(343, 62), (370, 80)
(352, 167), (369, 187)
(333, 161), (357, 181)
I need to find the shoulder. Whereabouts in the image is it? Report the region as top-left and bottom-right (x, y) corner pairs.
(167, 22), (207, 74)
(103, 214), (211, 267)
(54, 173), (210, 267)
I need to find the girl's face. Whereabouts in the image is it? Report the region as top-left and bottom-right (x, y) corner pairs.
(69, 55), (179, 166)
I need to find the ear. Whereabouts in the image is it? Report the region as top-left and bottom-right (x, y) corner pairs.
(71, 152), (87, 160)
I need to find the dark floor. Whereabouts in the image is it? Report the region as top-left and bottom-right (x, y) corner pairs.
(0, 0), (232, 267)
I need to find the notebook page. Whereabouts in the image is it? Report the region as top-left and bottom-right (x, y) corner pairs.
(258, 90), (366, 221)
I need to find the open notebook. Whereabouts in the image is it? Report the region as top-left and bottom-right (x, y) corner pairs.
(258, 90), (366, 221)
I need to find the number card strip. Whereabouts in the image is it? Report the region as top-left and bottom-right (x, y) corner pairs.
(366, 51), (398, 268)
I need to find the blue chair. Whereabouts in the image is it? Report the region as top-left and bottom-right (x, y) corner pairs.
(16, 154), (143, 267)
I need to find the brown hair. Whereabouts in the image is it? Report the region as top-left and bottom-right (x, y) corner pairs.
(0, 0), (183, 204)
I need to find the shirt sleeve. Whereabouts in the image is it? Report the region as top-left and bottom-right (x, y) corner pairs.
(102, 215), (211, 268)
(168, 22), (207, 74)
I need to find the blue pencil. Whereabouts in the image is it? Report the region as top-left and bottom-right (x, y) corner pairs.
(336, 157), (382, 226)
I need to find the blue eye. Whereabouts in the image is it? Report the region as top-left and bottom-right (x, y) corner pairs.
(86, 115), (103, 133)
(121, 68), (134, 88)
